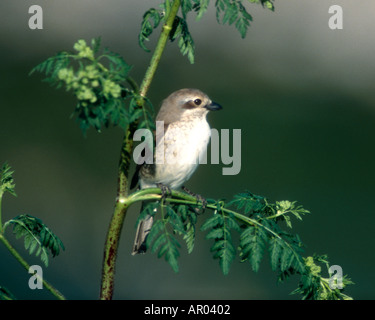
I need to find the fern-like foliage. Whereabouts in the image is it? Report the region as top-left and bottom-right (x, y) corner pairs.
(3, 214), (65, 267)
(239, 224), (267, 272)
(139, 8), (163, 52)
(292, 255), (354, 300)
(137, 189), (353, 300)
(145, 205), (182, 272)
(170, 16), (196, 64)
(201, 205), (240, 275)
(177, 203), (198, 253)
(138, 0), (275, 64)
(136, 200), (199, 271)
(201, 193), (307, 280)
(0, 162), (16, 197)
(29, 38), (153, 135)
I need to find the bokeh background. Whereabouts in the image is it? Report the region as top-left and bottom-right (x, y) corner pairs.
(1, 0), (374, 300)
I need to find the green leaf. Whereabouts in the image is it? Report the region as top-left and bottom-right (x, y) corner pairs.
(91, 37), (102, 54)
(202, 211), (238, 275)
(195, 0), (210, 21)
(239, 225), (267, 272)
(176, 204), (197, 253)
(292, 255), (354, 300)
(146, 215), (181, 273)
(31, 38), (134, 135)
(274, 232), (306, 280)
(136, 202), (159, 230)
(0, 286), (16, 300)
(181, 0), (193, 19)
(145, 219), (164, 248)
(166, 206), (185, 234)
(170, 16), (195, 64)
(248, 0), (275, 12)
(206, 227), (224, 239)
(163, 236), (181, 272)
(235, 3), (253, 38)
(222, 2), (238, 25)
(29, 51), (70, 82)
(267, 200), (310, 228)
(201, 214), (223, 231)
(3, 214), (64, 267)
(102, 49), (132, 80)
(216, 238), (236, 275)
(227, 191), (266, 216)
(139, 8), (163, 52)
(215, 0), (254, 38)
(183, 221), (195, 254)
(0, 163), (16, 197)
(151, 232), (167, 253)
(268, 237), (283, 271)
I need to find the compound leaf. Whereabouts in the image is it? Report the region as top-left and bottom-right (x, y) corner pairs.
(3, 214), (64, 267)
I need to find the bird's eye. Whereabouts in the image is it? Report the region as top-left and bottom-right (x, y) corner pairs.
(194, 99), (202, 106)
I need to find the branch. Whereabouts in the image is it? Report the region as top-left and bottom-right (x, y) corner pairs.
(99, 0), (182, 300)
(0, 234), (66, 300)
(139, 0), (182, 98)
(124, 188), (353, 300)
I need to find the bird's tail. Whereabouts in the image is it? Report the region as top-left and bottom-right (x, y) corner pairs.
(131, 201), (155, 255)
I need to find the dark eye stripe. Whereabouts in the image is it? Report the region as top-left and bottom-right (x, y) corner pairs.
(182, 101), (197, 109)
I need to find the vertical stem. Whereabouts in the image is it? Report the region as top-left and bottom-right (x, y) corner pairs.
(100, 119), (137, 299)
(99, 0), (181, 300)
(0, 193), (3, 234)
(139, 0), (181, 98)
(99, 201), (129, 299)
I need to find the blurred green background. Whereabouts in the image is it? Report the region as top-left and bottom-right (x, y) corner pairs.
(1, 0), (374, 299)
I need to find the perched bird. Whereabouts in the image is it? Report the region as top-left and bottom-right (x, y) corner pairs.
(131, 88), (222, 255)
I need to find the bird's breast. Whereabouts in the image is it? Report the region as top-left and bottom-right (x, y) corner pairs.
(151, 118), (211, 189)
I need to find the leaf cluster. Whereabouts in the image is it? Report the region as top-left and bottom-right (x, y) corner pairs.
(139, 0), (275, 64)
(139, 2), (196, 64)
(3, 214), (65, 267)
(292, 255), (354, 300)
(30, 38), (153, 134)
(0, 162), (16, 197)
(196, 0), (274, 38)
(0, 164), (65, 299)
(203, 192), (306, 280)
(139, 190), (353, 300)
(30, 1), (276, 134)
(136, 200), (199, 272)
(201, 206), (239, 275)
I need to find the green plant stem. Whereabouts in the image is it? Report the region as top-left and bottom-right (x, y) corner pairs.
(99, 0), (181, 300)
(0, 233), (65, 300)
(0, 193), (3, 234)
(139, 0), (181, 98)
(128, 188), (303, 267)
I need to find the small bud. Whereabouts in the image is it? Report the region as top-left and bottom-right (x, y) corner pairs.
(73, 39), (87, 52)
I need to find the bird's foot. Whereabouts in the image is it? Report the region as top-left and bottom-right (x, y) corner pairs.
(182, 186), (207, 213)
(157, 183), (172, 201)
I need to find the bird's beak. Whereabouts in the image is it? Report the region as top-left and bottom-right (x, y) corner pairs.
(205, 101), (222, 111)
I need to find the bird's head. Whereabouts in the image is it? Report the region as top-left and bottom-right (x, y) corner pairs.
(156, 88), (222, 124)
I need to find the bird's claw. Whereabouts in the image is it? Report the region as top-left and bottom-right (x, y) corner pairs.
(182, 186), (207, 213)
(157, 183), (172, 200)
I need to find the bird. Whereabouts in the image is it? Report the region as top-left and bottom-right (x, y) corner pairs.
(131, 88), (222, 255)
